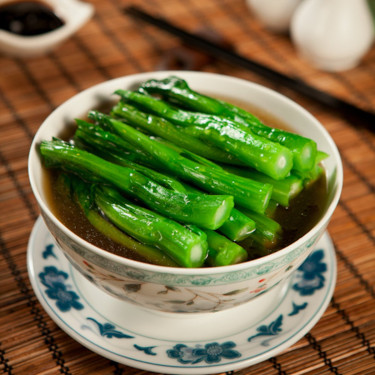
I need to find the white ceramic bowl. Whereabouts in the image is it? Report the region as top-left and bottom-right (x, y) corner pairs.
(0, 0), (93, 58)
(28, 71), (343, 313)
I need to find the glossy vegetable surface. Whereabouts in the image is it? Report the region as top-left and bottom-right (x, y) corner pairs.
(39, 75), (329, 268)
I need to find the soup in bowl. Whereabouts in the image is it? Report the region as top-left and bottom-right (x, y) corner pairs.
(28, 71), (343, 313)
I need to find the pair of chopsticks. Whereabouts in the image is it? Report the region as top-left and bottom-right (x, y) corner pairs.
(125, 6), (375, 132)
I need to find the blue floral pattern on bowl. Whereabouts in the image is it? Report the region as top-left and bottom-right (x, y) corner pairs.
(37, 238), (328, 359)
(28, 217), (336, 373)
(42, 213), (325, 313)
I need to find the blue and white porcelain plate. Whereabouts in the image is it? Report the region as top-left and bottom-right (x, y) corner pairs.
(27, 217), (337, 374)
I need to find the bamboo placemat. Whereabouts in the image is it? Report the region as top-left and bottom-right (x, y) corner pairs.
(1, 0), (375, 374)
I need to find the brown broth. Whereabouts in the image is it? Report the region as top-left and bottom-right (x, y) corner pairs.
(43, 96), (328, 266)
(46, 169), (148, 263)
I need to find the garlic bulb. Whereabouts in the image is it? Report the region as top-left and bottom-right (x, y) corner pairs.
(290, 0), (374, 71)
(246, 0), (302, 33)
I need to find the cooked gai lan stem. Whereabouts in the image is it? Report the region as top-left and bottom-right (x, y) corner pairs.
(138, 76), (318, 173)
(38, 75), (329, 268)
(89, 110), (273, 214)
(40, 139), (234, 230)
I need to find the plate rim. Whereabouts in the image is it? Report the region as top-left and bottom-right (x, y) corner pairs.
(27, 216), (337, 374)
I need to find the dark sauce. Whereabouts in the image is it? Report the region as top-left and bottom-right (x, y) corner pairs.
(272, 176), (327, 249)
(43, 99), (329, 266)
(0, 1), (64, 36)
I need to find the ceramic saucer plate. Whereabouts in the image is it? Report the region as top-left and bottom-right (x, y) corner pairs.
(27, 217), (337, 374)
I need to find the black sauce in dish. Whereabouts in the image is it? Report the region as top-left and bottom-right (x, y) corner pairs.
(0, 1), (64, 36)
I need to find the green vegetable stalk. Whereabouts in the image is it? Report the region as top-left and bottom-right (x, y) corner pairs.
(180, 180), (256, 242)
(74, 121), (188, 193)
(224, 165), (303, 207)
(39, 139), (234, 230)
(241, 209), (282, 249)
(95, 185), (208, 268)
(215, 207), (256, 242)
(139, 76), (225, 114)
(204, 230), (248, 267)
(294, 150), (328, 186)
(64, 174), (179, 267)
(89, 111), (273, 214)
(111, 102), (240, 165)
(138, 76), (318, 173)
(74, 124), (256, 242)
(115, 90), (294, 180)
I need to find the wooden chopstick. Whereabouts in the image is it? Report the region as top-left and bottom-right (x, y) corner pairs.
(125, 5), (375, 132)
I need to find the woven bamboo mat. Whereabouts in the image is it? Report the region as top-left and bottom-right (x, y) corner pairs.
(1, 0), (375, 374)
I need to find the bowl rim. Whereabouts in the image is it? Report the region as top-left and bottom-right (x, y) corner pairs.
(28, 70), (343, 275)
